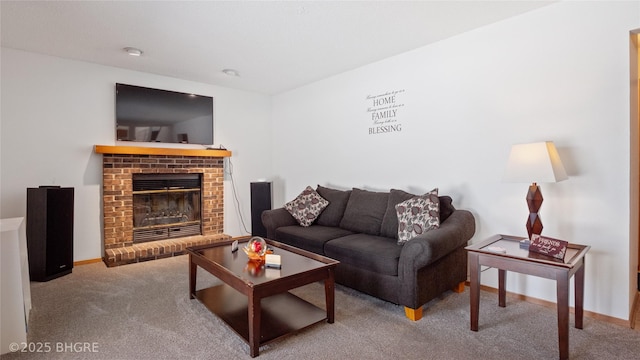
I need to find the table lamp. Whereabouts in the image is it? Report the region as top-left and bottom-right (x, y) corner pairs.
(503, 141), (568, 240)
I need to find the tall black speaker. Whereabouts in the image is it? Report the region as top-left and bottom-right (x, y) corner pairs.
(250, 182), (271, 238)
(26, 186), (74, 282)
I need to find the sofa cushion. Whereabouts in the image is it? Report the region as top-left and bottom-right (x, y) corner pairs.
(315, 185), (351, 227)
(339, 188), (389, 236)
(284, 186), (329, 227)
(439, 196), (455, 222)
(324, 234), (402, 276)
(396, 189), (440, 244)
(380, 189), (416, 239)
(275, 225), (355, 255)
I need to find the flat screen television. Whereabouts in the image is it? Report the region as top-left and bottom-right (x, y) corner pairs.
(115, 83), (214, 145)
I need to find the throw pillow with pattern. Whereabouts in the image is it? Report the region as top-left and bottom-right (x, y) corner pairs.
(395, 188), (440, 244)
(284, 186), (329, 227)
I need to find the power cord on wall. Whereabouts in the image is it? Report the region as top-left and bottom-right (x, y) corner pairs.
(226, 157), (251, 235)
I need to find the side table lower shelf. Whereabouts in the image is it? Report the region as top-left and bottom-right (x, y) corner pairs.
(194, 284), (327, 346)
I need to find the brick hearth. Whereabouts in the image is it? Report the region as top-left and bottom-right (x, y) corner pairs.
(95, 146), (232, 266)
(103, 234), (229, 266)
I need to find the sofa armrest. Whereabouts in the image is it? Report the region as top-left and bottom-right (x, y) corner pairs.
(261, 208), (298, 239)
(398, 209), (475, 280)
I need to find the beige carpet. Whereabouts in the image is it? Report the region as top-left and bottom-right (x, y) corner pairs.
(1, 255), (638, 359)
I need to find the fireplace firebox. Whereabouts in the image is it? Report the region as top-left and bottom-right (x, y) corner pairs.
(132, 173), (202, 243)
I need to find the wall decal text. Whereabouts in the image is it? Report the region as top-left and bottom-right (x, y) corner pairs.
(366, 89), (405, 135)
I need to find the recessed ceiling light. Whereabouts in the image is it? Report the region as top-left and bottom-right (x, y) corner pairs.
(123, 47), (143, 56)
(222, 69), (240, 77)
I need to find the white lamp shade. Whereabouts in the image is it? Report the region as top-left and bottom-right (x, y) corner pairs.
(503, 141), (568, 183)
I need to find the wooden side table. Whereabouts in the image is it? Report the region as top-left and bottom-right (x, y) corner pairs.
(466, 234), (590, 360)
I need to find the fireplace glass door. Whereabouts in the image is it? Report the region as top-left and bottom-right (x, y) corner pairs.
(132, 174), (202, 243)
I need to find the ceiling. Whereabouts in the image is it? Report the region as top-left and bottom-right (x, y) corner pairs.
(0, 1), (554, 95)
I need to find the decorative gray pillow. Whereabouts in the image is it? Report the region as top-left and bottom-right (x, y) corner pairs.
(284, 186), (329, 227)
(396, 188), (440, 244)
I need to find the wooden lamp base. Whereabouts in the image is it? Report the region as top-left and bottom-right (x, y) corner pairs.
(526, 182), (543, 240)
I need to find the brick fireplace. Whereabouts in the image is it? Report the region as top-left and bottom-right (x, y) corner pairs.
(95, 145), (232, 266)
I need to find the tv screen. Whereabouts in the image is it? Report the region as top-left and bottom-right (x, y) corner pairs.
(115, 83), (214, 145)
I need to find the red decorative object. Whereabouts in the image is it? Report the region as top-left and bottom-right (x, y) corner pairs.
(243, 237), (268, 260)
(529, 234), (568, 260)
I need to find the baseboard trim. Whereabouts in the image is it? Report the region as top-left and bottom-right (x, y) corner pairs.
(467, 282), (631, 328)
(74, 258), (103, 266)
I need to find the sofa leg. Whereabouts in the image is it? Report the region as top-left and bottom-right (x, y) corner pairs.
(453, 281), (465, 293)
(404, 306), (423, 321)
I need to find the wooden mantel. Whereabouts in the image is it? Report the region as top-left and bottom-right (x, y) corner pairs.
(94, 145), (231, 158)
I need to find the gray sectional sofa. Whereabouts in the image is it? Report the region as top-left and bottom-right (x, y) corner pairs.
(261, 185), (476, 320)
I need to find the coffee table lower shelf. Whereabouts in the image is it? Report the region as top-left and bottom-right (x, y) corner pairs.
(194, 284), (327, 347)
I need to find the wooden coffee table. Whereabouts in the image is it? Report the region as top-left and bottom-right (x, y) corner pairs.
(187, 239), (339, 357)
(466, 234), (590, 360)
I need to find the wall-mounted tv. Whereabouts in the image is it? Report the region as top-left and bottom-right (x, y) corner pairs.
(115, 83), (214, 145)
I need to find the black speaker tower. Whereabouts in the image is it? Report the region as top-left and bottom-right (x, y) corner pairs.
(26, 186), (74, 281)
(250, 182), (272, 238)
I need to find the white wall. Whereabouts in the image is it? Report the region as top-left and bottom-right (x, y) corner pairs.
(271, 1), (639, 320)
(0, 48), (272, 261)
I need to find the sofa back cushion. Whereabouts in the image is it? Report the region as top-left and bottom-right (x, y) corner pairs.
(438, 195), (455, 222)
(315, 185), (351, 227)
(339, 188), (389, 236)
(380, 189), (416, 239)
